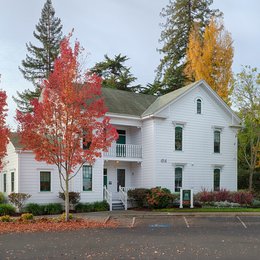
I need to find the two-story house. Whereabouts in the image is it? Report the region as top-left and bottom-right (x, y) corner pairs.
(0, 80), (241, 209)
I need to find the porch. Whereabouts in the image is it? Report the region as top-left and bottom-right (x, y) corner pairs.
(102, 160), (140, 210)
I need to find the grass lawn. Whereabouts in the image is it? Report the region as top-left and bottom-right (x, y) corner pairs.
(155, 207), (260, 212)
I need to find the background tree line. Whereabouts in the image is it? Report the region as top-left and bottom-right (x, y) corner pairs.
(12, 0), (260, 191)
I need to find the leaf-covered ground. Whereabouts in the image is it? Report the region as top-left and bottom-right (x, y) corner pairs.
(0, 218), (117, 234)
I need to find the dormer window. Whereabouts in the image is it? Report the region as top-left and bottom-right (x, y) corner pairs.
(197, 99), (202, 114)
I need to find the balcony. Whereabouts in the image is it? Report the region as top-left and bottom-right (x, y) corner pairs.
(104, 143), (142, 161)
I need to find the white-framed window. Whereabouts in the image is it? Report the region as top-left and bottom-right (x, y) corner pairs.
(196, 98), (202, 114)
(11, 172), (15, 192)
(213, 168), (221, 191)
(83, 165), (92, 191)
(173, 121), (186, 152)
(214, 130), (221, 153)
(40, 171), (51, 192)
(175, 167), (183, 192)
(3, 173), (7, 193)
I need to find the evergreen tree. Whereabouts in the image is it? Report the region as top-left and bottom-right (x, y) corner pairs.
(90, 54), (142, 92)
(14, 0), (63, 112)
(156, 0), (221, 94)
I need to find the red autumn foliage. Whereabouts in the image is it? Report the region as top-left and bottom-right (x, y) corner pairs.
(16, 34), (118, 220)
(0, 218), (117, 234)
(0, 90), (9, 170)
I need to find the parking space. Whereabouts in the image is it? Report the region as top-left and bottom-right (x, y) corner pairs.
(122, 215), (260, 230)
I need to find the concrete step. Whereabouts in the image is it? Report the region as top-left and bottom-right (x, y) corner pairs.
(112, 201), (125, 210)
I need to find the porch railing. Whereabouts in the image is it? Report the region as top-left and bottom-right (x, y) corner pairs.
(119, 186), (128, 210)
(103, 186), (112, 211)
(104, 144), (142, 159)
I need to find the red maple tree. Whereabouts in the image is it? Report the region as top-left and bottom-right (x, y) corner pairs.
(0, 89), (9, 170)
(17, 35), (118, 220)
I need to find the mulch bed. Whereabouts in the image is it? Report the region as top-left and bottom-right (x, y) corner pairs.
(0, 218), (118, 234)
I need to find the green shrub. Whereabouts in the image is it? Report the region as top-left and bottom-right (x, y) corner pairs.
(44, 203), (63, 215)
(21, 213), (34, 221)
(0, 204), (16, 216)
(0, 192), (5, 204)
(0, 215), (11, 222)
(128, 188), (150, 208)
(58, 192), (81, 207)
(252, 199), (260, 208)
(146, 187), (174, 209)
(75, 201), (109, 213)
(59, 212), (73, 221)
(8, 193), (31, 212)
(25, 203), (45, 215)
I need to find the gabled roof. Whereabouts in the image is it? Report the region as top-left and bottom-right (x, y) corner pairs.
(142, 81), (198, 117)
(102, 88), (157, 117)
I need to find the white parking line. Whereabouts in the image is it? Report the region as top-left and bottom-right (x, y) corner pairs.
(130, 217), (136, 228)
(237, 216), (247, 229)
(183, 216), (190, 228)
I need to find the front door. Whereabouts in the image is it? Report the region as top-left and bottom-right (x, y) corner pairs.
(116, 130), (126, 157)
(117, 169), (125, 192)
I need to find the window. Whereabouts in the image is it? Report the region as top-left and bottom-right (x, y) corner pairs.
(83, 165), (92, 191)
(214, 130), (221, 153)
(82, 130), (91, 150)
(40, 171), (51, 192)
(3, 173), (6, 193)
(214, 169), (220, 191)
(11, 172), (14, 192)
(175, 126), (183, 151)
(175, 167), (182, 192)
(103, 168), (107, 188)
(197, 99), (202, 114)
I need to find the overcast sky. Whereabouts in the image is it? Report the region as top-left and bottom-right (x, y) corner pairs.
(0, 0), (259, 128)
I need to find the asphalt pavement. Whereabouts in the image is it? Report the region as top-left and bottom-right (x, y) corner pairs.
(1, 213), (260, 259)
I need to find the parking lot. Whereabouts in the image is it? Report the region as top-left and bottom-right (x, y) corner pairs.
(1, 214), (260, 259)
(111, 214), (260, 230)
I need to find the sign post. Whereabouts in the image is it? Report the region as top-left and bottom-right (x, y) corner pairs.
(180, 189), (194, 208)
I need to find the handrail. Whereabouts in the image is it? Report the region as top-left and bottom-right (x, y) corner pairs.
(103, 186), (112, 211)
(119, 185), (128, 210)
(104, 143), (142, 159)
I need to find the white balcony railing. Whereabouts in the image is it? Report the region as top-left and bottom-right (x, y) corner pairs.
(104, 143), (142, 159)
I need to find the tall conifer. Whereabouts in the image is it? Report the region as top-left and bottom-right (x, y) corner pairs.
(156, 0), (221, 94)
(14, 0), (63, 112)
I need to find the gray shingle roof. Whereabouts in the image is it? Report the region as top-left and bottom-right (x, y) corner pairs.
(102, 88), (157, 116)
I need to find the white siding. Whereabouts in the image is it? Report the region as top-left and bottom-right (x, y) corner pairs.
(1, 142), (19, 196)
(153, 86), (238, 193)
(141, 118), (156, 188)
(18, 152), (104, 204)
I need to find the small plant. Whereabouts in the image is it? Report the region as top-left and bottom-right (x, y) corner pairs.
(0, 204), (16, 216)
(21, 213), (34, 221)
(146, 187), (174, 209)
(58, 192), (81, 208)
(0, 192), (5, 204)
(8, 193), (31, 212)
(25, 203), (45, 216)
(128, 188), (150, 208)
(44, 203), (63, 215)
(0, 215), (11, 222)
(59, 212), (73, 221)
(75, 201), (109, 213)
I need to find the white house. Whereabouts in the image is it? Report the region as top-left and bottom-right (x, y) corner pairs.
(0, 80), (241, 209)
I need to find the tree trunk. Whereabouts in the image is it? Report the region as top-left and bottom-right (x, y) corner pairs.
(249, 168), (254, 192)
(64, 174), (70, 221)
